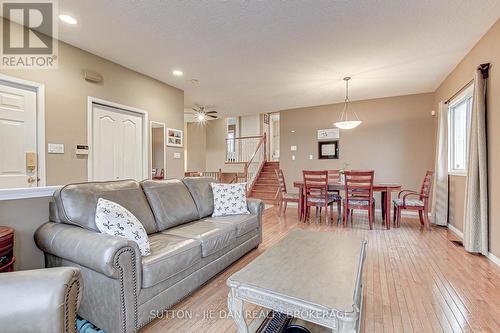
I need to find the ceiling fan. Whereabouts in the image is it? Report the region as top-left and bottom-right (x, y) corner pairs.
(185, 105), (219, 122)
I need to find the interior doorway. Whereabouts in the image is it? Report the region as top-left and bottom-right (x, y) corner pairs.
(88, 97), (149, 182)
(0, 74), (45, 189)
(151, 121), (166, 180)
(269, 113), (280, 161)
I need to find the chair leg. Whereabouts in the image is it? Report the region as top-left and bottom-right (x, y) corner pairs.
(396, 207), (401, 228)
(329, 203), (334, 224)
(418, 210), (424, 226)
(283, 201), (288, 215)
(368, 206), (373, 230)
(343, 204), (348, 227)
(278, 199), (282, 217)
(337, 201), (342, 225)
(393, 205), (397, 227)
(423, 207), (430, 229)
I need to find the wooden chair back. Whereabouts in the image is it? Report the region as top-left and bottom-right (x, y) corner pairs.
(303, 170), (329, 205)
(326, 170), (341, 183)
(275, 169), (287, 194)
(344, 170), (374, 204)
(420, 171), (435, 203)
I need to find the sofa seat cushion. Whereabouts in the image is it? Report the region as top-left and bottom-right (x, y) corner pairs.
(163, 221), (237, 257)
(141, 234), (202, 288)
(202, 214), (259, 237)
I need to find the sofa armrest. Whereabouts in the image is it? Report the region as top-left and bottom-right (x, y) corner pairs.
(247, 197), (265, 216)
(0, 267), (82, 333)
(35, 222), (142, 280)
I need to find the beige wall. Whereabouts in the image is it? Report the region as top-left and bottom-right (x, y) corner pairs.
(434, 18), (500, 256)
(0, 39), (184, 185)
(279, 93), (436, 207)
(186, 122), (207, 172)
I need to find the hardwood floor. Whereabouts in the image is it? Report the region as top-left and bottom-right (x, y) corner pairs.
(141, 207), (500, 333)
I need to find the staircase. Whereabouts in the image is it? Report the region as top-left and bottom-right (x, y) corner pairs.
(249, 161), (279, 204)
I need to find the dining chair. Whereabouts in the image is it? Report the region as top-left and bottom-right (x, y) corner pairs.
(303, 170), (341, 224)
(393, 171), (434, 229)
(275, 169), (300, 218)
(343, 170), (375, 229)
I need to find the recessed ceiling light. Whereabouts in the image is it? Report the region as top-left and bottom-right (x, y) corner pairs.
(291, 130), (296, 133)
(173, 70), (183, 76)
(59, 14), (77, 25)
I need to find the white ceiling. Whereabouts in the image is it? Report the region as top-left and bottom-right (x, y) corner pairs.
(58, 0), (500, 116)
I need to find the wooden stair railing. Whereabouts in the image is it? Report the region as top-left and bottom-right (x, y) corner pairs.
(243, 133), (267, 195)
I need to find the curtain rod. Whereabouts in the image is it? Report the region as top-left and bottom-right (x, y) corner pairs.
(444, 63), (491, 105)
(444, 79), (474, 105)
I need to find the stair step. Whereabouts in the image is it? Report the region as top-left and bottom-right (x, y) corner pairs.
(252, 185), (278, 194)
(258, 180), (277, 184)
(251, 194), (276, 201)
(253, 184), (278, 189)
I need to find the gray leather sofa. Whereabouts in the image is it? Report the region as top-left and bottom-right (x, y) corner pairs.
(35, 177), (264, 333)
(0, 267), (82, 333)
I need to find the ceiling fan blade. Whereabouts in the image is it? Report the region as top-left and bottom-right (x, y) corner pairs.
(208, 115), (218, 119)
(205, 111), (217, 114)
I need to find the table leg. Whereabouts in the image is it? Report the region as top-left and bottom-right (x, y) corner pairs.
(381, 191), (386, 222)
(299, 185), (305, 222)
(228, 290), (248, 333)
(385, 190), (391, 230)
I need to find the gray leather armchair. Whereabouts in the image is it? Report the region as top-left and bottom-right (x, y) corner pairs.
(0, 267), (83, 333)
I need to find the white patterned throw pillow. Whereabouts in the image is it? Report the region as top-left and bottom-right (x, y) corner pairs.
(95, 198), (151, 256)
(211, 182), (250, 217)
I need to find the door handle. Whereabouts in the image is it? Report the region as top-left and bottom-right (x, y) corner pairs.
(27, 176), (36, 184)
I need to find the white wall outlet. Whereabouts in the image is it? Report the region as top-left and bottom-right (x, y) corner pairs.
(291, 145), (297, 151)
(48, 143), (64, 154)
(292, 155), (296, 161)
(173, 152), (181, 159)
(309, 154), (314, 160)
(431, 110), (436, 116)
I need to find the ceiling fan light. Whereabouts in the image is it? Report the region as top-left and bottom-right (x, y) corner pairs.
(196, 113), (206, 122)
(334, 120), (362, 130)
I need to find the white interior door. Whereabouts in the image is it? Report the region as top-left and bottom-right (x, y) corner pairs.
(92, 104), (143, 181)
(0, 83), (37, 189)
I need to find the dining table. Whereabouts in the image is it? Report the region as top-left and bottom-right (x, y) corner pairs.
(293, 181), (402, 229)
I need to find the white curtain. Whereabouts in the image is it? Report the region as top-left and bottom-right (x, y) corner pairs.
(432, 101), (448, 226)
(464, 69), (489, 255)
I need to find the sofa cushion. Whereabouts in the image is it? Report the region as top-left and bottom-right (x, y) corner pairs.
(182, 177), (215, 218)
(141, 180), (200, 231)
(54, 180), (158, 234)
(163, 221), (237, 257)
(202, 214), (259, 237)
(142, 234), (202, 288)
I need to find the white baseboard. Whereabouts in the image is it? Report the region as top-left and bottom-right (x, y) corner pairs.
(447, 224), (464, 239)
(487, 252), (500, 267)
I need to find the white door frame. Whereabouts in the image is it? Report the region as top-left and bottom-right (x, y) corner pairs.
(87, 96), (149, 181)
(0, 73), (46, 187)
(150, 121), (166, 179)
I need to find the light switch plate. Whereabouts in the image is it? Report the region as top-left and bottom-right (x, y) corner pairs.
(48, 143), (64, 154)
(173, 152), (181, 159)
(291, 146), (297, 151)
(309, 155), (314, 160)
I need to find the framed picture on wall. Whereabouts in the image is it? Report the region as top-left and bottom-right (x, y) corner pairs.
(318, 140), (339, 159)
(166, 128), (183, 147)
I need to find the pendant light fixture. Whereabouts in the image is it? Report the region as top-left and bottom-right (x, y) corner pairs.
(334, 77), (362, 130)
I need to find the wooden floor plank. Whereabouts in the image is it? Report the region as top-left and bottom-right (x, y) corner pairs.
(141, 207), (500, 333)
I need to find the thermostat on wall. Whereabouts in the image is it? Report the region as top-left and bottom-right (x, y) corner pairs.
(75, 145), (89, 155)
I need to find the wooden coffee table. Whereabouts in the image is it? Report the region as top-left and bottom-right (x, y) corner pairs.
(227, 230), (367, 333)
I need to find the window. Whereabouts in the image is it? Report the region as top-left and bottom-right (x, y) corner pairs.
(448, 87), (473, 175)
